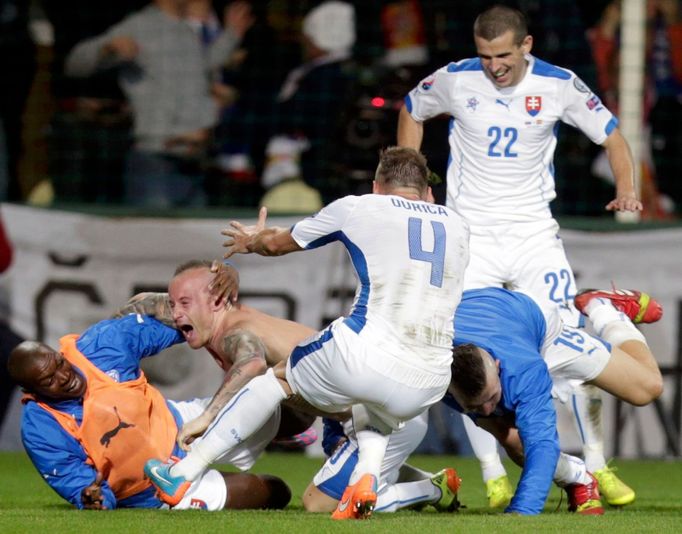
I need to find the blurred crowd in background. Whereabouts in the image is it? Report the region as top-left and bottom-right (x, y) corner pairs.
(0, 0), (681, 217)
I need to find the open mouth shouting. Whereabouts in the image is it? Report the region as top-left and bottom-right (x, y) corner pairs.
(179, 323), (195, 342)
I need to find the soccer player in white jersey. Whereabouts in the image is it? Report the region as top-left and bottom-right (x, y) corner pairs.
(397, 4), (642, 508)
(145, 147), (470, 520)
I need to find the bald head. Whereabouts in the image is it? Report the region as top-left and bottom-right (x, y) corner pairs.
(8, 341), (87, 400)
(8, 341), (50, 386)
(173, 259), (214, 277)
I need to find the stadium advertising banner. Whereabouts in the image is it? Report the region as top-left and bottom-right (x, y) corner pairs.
(1, 204), (681, 457)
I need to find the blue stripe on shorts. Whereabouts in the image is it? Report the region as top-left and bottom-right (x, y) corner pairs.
(290, 326), (334, 368)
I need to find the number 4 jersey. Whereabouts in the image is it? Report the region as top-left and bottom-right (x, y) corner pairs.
(405, 55), (617, 225)
(291, 194), (470, 372)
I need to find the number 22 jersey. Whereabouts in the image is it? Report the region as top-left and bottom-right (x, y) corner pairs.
(405, 55), (617, 225)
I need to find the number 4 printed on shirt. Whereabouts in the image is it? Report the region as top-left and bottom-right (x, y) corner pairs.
(408, 217), (446, 287)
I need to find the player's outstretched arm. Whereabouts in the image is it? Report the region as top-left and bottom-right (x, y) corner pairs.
(177, 330), (268, 450)
(477, 417), (525, 467)
(221, 206), (302, 259)
(397, 105), (424, 150)
(112, 292), (175, 327)
(602, 129), (643, 212)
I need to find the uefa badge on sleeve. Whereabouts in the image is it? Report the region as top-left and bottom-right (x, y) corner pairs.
(525, 96), (542, 117)
(586, 95), (602, 111)
(419, 77), (435, 92)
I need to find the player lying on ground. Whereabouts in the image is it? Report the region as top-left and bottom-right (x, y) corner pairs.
(7, 314), (290, 511)
(446, 287), (663, 514)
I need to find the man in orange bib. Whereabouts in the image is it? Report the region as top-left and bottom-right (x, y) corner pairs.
(7, 312), (290, 510)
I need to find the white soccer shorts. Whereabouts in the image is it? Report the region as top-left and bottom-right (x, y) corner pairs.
(464, 219), (582, 327)
(285, 318), (450, 430)
(172, 468), (227, 511)
(541, 318), (612, 402)
(314, 411), (429, 499)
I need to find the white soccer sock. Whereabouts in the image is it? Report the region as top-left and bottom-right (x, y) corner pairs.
(584, 298), (646, 346)
(349, 429), (390, 485)
(397, 463), (432, 482)
(171, 369), (287, 481)
(583, 443), (606, 473)
(462, 415), (506, 482)
(570, 385), (606, 472)
(553, 452), (591, 487)
(348, 405), (391, 485)
(375, 479), (439, 512)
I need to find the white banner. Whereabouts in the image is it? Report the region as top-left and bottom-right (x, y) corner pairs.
(1, 204), (680, 457)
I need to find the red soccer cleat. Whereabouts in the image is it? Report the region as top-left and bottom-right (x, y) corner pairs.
(331, 473), (378, 520)
(575, 288), (662, 324)
(566, 473), (605, 515)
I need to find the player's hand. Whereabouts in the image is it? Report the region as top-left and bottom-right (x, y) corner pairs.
(605, 191), (643, 212)
(208, 259), (240, 304)
(81, 471), (107, 510)
(113, 292), (158, 318)
(177, 414), (212, 451)
(221, 206), (268, 258)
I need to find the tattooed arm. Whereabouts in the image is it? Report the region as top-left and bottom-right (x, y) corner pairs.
(112, 292), (175, 327)
(176, 329), (268, 450)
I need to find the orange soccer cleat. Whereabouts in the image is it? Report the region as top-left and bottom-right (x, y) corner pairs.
(331, 473), (378, 520)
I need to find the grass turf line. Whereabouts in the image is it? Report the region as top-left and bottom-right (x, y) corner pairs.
(1, 452), (681, 533)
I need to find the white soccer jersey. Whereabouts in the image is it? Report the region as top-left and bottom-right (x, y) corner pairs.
(405, 55), (617, 225)
(291, 194), (470, 371)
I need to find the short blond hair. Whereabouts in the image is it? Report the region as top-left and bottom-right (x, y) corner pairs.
(375, 147), (429, 193)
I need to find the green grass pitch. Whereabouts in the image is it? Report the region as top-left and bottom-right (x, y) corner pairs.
(1, 451), (681, 533)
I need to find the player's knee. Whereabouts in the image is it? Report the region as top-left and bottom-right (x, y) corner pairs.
(302, 483), (335, 512)
(302, 493), (323, 512)
(259, 475), (292, 509)
(628, 375), (663, 406)
(644, 374), (664, 403)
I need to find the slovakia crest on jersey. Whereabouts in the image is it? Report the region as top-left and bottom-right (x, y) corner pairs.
(190, 498), (207, 510)
(525, 96), (542, 116)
